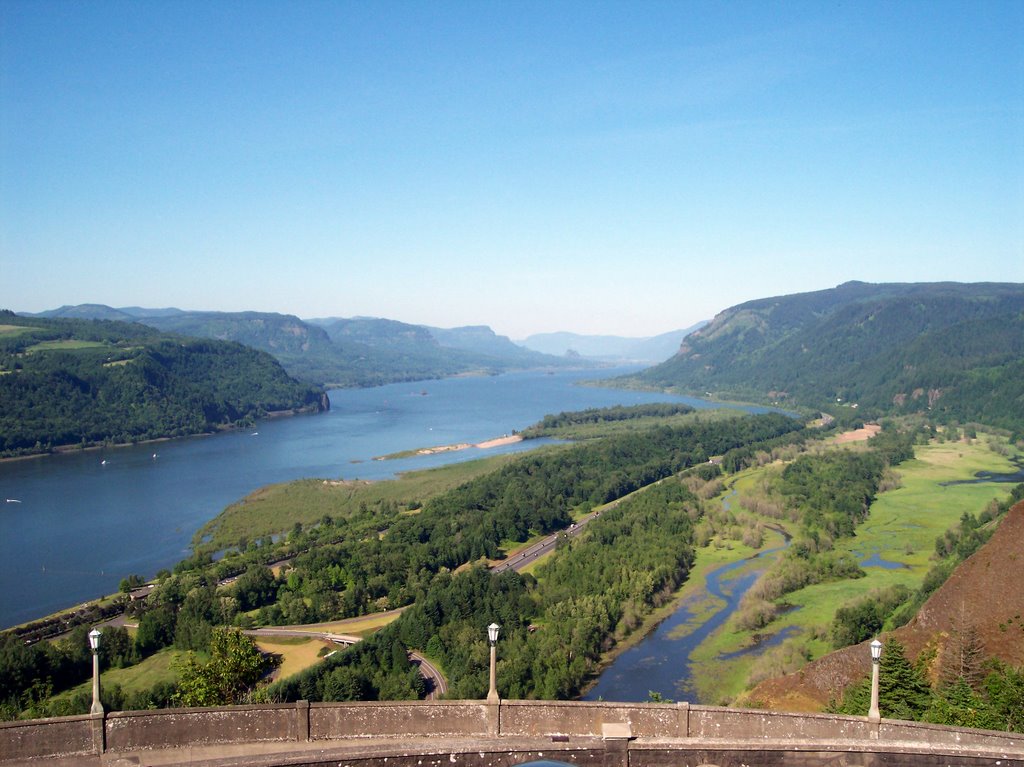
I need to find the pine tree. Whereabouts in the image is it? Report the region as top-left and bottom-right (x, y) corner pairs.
(925, 677), (1000, 730)
(877, 638), (932, 719)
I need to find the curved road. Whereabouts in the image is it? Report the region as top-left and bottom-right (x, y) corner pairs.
(247, 625), (448, 699)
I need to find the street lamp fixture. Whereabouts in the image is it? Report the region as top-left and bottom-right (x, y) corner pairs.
(868, 638), (882, 722)
(487, 623), (500, 703)
(89, 628), (103, 715)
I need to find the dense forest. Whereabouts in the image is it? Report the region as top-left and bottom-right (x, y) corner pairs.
(0, 312), (326, 456)
(631, 282), (1024, 438)
(520, 402), (696, 438)
(274, 476), (702, 702)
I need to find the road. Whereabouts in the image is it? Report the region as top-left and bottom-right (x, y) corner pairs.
(246, 623), (447, 699)
(491, 501), (622, 574)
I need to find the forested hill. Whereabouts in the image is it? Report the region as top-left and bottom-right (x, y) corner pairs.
(630, 282), (1024, 437)
(34, 307), (579, 387)
(0, 312), (327, 457)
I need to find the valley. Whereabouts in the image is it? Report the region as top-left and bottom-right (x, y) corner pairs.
(3, 281), (1022, 733)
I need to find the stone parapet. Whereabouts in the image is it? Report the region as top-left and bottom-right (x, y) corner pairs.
(3, 700), (1023, 765)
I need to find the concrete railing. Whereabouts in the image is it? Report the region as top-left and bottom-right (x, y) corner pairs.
(3, 700), (1023, 764)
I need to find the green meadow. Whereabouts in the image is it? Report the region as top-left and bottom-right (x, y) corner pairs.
(194, 452), (528, 552)
(25, 339), (109, 352)
(679, 436), (1022, 704)
(47, 647), (188, 710)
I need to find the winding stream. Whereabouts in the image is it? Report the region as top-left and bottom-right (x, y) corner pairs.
(583, 489), (792, 702)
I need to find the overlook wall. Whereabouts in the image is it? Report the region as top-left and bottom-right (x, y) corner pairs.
(2, 700), (1023, 766)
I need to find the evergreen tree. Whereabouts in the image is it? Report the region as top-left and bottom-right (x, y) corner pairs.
(924, 678), (1000, 730)
(877, 638), (931, 719)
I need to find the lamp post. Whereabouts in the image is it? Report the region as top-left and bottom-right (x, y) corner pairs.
(868, 638), (882, 722)
(89, 628), (103, 716)
(486, 622), (500, 703)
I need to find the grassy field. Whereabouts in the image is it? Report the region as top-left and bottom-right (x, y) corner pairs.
(194, 452), (531, 551)
(674, 435), (1022, 704)
(311, 611), (406, 637)
(0, 324), (34, 336)
(24, 339), (108, 352)
(46, 647), (187, 709)
(256, 636), (336, 681)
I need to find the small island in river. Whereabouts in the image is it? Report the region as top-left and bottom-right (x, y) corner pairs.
(373, 434), (523, 461)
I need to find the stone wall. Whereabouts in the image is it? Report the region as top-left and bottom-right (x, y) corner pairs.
(105, 702), (301, 752)
(0, 713), (95, 761)
(3, 700), (1024, 765)
(311, 700), (494, 739)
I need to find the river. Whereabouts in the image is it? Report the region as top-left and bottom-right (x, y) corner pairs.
(0, 367), (774, 630)
(583, 490), (791, 703)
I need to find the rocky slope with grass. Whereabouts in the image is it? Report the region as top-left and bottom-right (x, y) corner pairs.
(746, 498), (1024, 711)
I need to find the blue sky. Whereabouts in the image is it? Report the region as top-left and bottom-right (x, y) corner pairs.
(2, 1), (1022, 338)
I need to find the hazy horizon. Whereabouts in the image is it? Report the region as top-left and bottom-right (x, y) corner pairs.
(15, 300), (706, 342)
(3, 1), (1022, 338)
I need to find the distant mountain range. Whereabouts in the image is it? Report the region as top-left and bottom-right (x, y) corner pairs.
(519, 323), (707, 363)
(28, 306), (593, 387)
(627, 281), (1024, 436)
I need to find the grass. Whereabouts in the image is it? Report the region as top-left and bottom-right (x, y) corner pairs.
(677, 434), (1023, 704)
(24, 339), (108, 352)
(0, 324), (34, 336)
(310, 611), (405, 637)
(194, 452), (528, 550)
(46, 647), (187, 709)
(256, 636), (336, 681)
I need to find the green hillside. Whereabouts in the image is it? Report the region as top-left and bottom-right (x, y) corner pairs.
(632, 282), (1024, 436)
(0, 312), (326, 456)
(36, 307), (578, 387)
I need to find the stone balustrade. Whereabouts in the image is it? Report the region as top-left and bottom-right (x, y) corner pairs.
(2, 700), (1022, 766)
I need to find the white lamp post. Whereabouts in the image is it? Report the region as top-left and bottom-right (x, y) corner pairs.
(486, 623), (500, 703)
(89, 628), (103, 715)
(868, 638), (882, 722)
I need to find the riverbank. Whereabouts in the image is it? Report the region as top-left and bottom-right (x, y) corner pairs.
(373, 434), (523, 461)
(0, 403), (327, 464)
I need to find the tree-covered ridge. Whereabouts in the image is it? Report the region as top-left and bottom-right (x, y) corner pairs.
(520, 403), (696, 438)
(0, 312), (326, 456)
(631, 282), (1024, 437)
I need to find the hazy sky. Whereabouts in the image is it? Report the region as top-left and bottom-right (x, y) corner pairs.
(2, 1), (1022, 338)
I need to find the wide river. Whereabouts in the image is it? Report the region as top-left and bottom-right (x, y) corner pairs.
(0, 367), (774, 630)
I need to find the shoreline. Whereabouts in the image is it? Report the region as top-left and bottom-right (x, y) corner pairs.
(374, 434), (523, 461)
(0, 406), (324, 464)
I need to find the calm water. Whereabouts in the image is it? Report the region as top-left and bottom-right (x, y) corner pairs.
(583, 541), (788, 703)
(583, 490), (791, 703)
(0, 367), (764, 629)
